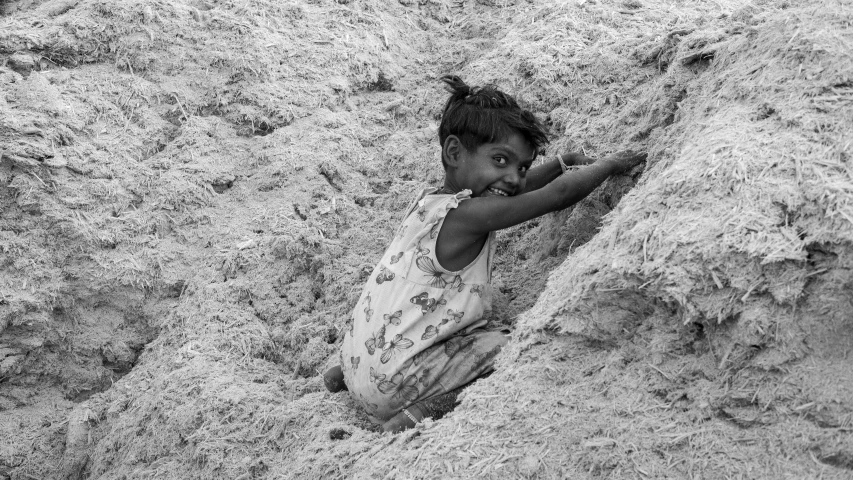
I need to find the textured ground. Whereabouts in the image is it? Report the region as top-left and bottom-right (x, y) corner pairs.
(1, 0), (851, 479)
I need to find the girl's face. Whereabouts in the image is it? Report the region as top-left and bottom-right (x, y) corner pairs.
(448, 131), (536, 198)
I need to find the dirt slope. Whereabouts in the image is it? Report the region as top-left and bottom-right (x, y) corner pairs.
(1, 0), (851, 479)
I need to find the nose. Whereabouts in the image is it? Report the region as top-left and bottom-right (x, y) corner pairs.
(504, 170), (521, 190)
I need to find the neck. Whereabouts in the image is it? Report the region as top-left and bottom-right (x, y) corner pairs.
(439, 175), (461, 195)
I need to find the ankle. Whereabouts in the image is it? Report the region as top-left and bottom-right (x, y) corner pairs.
(405, 404), (424, 422)
(381, 406), (423, 433)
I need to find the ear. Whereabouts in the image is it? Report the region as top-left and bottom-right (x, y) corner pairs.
(442, 135), (464, 169)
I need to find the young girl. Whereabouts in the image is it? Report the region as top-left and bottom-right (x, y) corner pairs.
(325, 75), (645, 432)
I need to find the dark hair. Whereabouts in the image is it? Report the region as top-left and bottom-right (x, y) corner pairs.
(438, 75), (549, 167)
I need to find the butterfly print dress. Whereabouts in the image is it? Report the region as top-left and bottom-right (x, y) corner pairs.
(339, 188), (507, 421)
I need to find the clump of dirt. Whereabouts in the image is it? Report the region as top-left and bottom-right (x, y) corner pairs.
(1, 0), (851, 479)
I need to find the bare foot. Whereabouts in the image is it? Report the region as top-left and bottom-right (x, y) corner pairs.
(323, 365), (348, 392)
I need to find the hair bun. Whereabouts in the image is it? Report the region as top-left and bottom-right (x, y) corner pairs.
(437, 74), (549, 158)
(440, 75), (472, 97)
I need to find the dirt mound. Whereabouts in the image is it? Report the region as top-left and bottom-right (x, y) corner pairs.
(1, 0), (851, 478)
(354, 0), (853, 477)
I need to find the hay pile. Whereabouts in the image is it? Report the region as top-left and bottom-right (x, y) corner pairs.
(528, 0), (853, 336)
(348, 0), (853, 477)
(2, 0), (467, 477)
(1, 0), (851, 478)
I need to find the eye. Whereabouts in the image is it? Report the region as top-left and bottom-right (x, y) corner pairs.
(494, 156), (507, 165)
(519, 164), (529, 173)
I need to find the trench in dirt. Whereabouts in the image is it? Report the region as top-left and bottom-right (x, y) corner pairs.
(5, 0), (851, 479)
(0, 1), (622, 476)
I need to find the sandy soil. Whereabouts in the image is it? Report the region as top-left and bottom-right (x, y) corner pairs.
(1, 0), (852, 479)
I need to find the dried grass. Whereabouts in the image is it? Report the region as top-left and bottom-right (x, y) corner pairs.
(520, 0), (853, 335)
(2, 0), (457, 476)
(355, 0), (853, 478)
(3, 0), (852, 478)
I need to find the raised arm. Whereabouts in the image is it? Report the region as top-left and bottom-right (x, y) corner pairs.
(436, 150), (645, 271)
(457, 154), (630, 232)
(445, 150), (645, 236)
(520, 152), (597, 193)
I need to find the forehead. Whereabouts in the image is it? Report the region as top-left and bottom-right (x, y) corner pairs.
(481, 131), (535, 161)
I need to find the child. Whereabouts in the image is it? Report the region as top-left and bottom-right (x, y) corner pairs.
(325, 75), (645, 432)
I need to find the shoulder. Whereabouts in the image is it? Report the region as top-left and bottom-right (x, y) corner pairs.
(422, 189), (472, 210)
(411, 189), (472, 227)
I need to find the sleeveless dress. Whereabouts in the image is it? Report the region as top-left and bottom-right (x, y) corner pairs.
(339, 187), (507, 420)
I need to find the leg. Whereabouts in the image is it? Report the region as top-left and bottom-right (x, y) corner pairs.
(417, 386), (464, 420)
(381, 404), (424, 433)
(368, 328), (509, 423)
(323, 365), (348, 392)
(381, 386), (465, 432)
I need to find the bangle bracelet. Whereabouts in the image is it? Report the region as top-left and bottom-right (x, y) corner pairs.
(557, 153), (582, 173)
(557, 153), (573, 174)
(402, 408), (419, 424)
(557, 153), (568, 173)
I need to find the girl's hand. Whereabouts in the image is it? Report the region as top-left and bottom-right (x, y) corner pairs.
(604, 150), (647, 174)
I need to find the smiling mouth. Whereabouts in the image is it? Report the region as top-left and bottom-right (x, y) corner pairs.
(487, 187), (510, 197)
